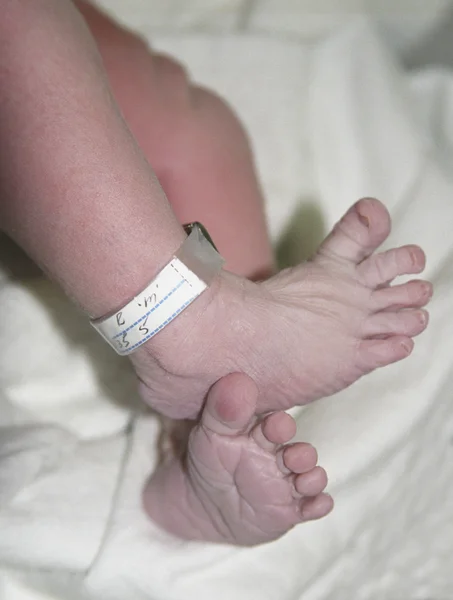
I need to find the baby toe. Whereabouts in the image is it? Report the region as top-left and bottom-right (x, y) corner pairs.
(358, 244), (426, 288)
(300, 493), (334, 521)
(362, 309), (429, 338)
(295, 466), (328, 497)
(252, 412), (296, 452)
(372, 279), (433, 311)
(317, 198), (391, 265)
(278, 442), (318, 475)
(357, 336), (414, 372)
(262, 412), (297, 445)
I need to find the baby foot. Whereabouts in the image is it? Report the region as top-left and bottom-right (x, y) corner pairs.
(135, 198), (432, 418)
(252, 197), (432, 410)
(144, 373), (332, 545)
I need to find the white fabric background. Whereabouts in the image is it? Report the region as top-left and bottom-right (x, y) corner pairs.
(1, 1), (453, 599)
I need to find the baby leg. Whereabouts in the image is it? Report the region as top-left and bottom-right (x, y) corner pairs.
(77, 0), (274, 280)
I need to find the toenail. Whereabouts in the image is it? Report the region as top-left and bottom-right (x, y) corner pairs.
(357, 211), (370, 228)
(400, 340), (412, 352)
(422, 283), (433, 298)
(418, 311), (427, 325)
(409, 248), (421, 264)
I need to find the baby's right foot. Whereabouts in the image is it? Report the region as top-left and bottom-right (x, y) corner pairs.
(135, 198), (432, 418)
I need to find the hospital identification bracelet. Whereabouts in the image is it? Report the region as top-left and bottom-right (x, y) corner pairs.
(90, 223), (224, 356)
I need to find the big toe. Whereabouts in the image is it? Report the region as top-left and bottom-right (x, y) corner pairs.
(201, 373), (258, 436)
(318, 198), (391, 265)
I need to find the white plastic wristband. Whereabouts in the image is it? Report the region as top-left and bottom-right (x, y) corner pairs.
(90, 223), (224, 355)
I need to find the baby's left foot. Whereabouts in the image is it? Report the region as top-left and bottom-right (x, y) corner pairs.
(144, 373), (332, 545)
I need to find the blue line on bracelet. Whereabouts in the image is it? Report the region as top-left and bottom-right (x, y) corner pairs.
(112, 279), (186, 339)
(118, 297), (194, 354)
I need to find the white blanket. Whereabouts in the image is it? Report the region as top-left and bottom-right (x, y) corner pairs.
(1, 2), (453, 599)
